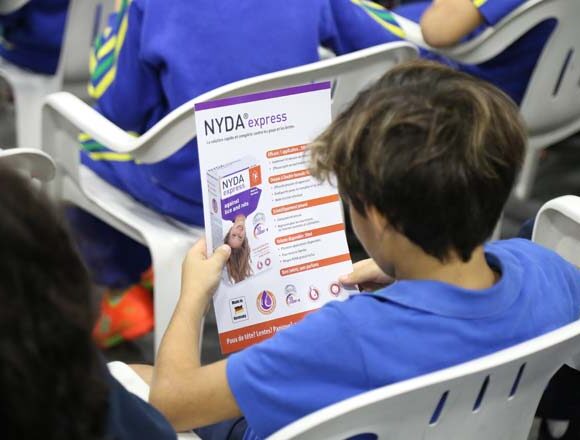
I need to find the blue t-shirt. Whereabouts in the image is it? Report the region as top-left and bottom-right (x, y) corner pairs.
(0, 0), (68, 74)
(81, 0), (392, 225)
(356, 0), (555, 104)
(105, 368), (177, 439)
(226, 239), (580, 439)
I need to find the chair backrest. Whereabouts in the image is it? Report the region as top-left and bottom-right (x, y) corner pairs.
(135, 41), (417, 163)
(42, 41), (417, 189)
(532, 195), (580, 266)
(268, 320), (580, 440)
(397, 0), (580, 148)
(516, 0), (580, 146)
(57, 0), (115, 83)
(0, 148), (55, 181)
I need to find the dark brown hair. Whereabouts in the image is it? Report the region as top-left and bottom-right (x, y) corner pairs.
(0, 165), (108, 439)
(310, 60), (526, 261)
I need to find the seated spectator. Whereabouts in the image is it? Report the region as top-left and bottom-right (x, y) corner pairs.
(135, 61), (580, 438)
(73, 0), (404, 347)
(352, 0), (555, 104)
(0, 164), (177, 440)
(0, 0), (68, 74)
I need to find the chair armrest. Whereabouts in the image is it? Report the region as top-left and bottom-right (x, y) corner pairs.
(392, 0), (550, 65)
(0, 148), (56, 181)
(44, 92), (197, 163)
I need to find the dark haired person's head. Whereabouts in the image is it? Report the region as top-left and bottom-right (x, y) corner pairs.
(310, 60), (526, 263)
(0, 165), (107, 439)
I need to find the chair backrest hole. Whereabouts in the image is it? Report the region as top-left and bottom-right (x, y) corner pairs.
(509, 363), (526, 398)
(553, 48), (574, 96)
(429, 391), (449, 425)
(473, 376), (490, 412)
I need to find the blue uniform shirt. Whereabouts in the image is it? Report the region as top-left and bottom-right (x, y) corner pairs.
(0, 0), (68, 74)
(81, 0), (393, 225)
(356, 0), (555, 104)
(227, 239), (580, 439)
(105, 368), (176, 439)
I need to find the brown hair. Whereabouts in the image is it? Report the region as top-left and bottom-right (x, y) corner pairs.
(310, 60), (526, 261)
(0, 165), (108, 439)
(224, 230), (252, 283)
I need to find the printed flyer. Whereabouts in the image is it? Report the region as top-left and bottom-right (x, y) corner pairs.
(195, 82), (353, 354)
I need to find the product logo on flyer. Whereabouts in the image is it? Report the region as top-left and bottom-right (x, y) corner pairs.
(221, 166), (262, 199)
(229, 297), (249, 323)
(204, 112), (288, 136)
(256, 290), (276, 314)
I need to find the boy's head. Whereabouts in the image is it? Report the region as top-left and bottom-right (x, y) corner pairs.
(310, 60), (526, 263)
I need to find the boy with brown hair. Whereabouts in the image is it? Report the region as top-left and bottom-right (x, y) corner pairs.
(142, 60), (580, 439)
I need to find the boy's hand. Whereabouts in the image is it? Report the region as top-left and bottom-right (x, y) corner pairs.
(180, 239), (231, 309)
(339, 258), (395, 291)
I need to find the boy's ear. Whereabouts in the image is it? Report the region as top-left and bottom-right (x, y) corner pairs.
(366, 205), (390, 232)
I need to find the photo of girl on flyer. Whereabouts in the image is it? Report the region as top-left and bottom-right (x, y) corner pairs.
(223, 214), (252, 284)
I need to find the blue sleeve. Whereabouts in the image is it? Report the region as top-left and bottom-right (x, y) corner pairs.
(92, 0), (163, 134)
(474, 0), (525, 26)
(226, 304), (368, 439)
(319, 0), (401, 55)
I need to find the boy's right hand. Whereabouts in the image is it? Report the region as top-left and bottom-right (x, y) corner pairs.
(180, 239), (230, 311)
(339, 258), (395, 292)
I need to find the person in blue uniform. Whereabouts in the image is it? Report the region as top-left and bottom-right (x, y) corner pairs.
(0, 0), (68, 74)
(74, 0), (408, 346)
(353, 0), (555, 105)
(139, 62), (580, 439)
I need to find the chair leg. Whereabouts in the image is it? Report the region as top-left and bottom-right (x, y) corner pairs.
(12, 85), (45, 150)
(513, 147), (542, 201)
(148, 237), (202, 356)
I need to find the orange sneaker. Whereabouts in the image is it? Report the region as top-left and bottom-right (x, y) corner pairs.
(93, 283), (154, 348)
(140, 266), (154, 293)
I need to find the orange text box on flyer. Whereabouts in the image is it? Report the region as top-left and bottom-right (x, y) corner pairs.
(275, 223), (345, 245)
(271, 194), (340, 215)
(266, 144), (307, 159)
(219, 310), (314, 353)
(280, 253), (351, 277)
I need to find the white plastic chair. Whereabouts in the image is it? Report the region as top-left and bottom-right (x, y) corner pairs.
(42, 41), (418, 351)
(394, 0), (580, 200)
(268, 324), (580, 440)
(0, 0), (114, 149)
(532, 195), (580, 266)
(107, 361), (200, 439)
(0, 147), (55, 181)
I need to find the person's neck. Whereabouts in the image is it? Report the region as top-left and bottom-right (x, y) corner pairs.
(393, 245), (498, 290)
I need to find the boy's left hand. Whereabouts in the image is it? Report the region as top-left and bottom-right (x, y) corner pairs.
(180, 239), (231, 309)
